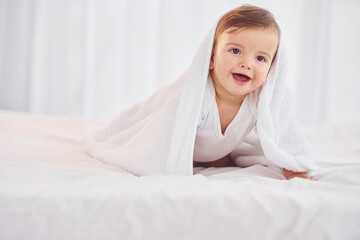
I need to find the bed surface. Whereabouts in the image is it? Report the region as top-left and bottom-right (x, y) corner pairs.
(1, 110), (359, 239)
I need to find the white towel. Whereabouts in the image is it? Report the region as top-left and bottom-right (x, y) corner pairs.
(84, 15), (319, 176)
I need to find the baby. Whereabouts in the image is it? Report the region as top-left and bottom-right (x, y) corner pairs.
(193, 5), (310, 180)
(85, 4), (317, 178)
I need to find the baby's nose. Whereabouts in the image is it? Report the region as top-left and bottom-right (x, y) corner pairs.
(239, 57), (251, 70)
(240, 64), (251, 69)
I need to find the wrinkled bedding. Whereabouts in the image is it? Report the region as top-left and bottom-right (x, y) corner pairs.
(0, 110), (359, 240)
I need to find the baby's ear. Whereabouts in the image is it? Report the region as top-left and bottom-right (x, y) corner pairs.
(209, 51), (214, 70)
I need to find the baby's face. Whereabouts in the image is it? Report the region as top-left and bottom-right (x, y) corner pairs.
(209, 27), (279, 102)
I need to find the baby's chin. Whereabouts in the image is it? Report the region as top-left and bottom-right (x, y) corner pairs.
(228, 82), (262, 97)
(227, 89), (250, 101)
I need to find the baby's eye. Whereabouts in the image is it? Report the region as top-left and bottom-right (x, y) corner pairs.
(256, 56), (266, 62)
(230, 48), (240, 54)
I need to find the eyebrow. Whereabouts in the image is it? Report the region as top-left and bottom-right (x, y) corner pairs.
(225, 42), (273, 60)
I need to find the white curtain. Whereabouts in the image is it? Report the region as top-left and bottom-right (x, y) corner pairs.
(0, 0), (359, 125)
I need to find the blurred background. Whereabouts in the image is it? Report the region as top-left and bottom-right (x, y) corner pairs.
(0, 0), (359, 125)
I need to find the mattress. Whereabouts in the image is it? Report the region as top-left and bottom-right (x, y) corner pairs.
(0, 110), (359, 240)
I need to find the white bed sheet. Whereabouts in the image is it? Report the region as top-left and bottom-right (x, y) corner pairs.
(0, 110), (360, 240)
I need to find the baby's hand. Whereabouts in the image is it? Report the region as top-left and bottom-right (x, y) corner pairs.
(282, 168), (317, 181)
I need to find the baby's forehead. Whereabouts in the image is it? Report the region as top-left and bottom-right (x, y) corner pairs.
(223, 26), (278, 36)
(219, 27), (279, 45)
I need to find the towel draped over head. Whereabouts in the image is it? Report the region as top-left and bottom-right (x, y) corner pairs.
(84, 13), (319, 176)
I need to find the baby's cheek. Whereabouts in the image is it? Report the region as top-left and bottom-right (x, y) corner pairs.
(215, 61), (228, 74)
(259, 68), (271, 79)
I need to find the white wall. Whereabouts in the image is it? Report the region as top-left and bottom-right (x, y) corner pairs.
(327, 0), (360, 124)
(0, 0), (359, 125)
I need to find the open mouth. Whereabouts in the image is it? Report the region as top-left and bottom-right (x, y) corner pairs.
(232, 73), (251, 82)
